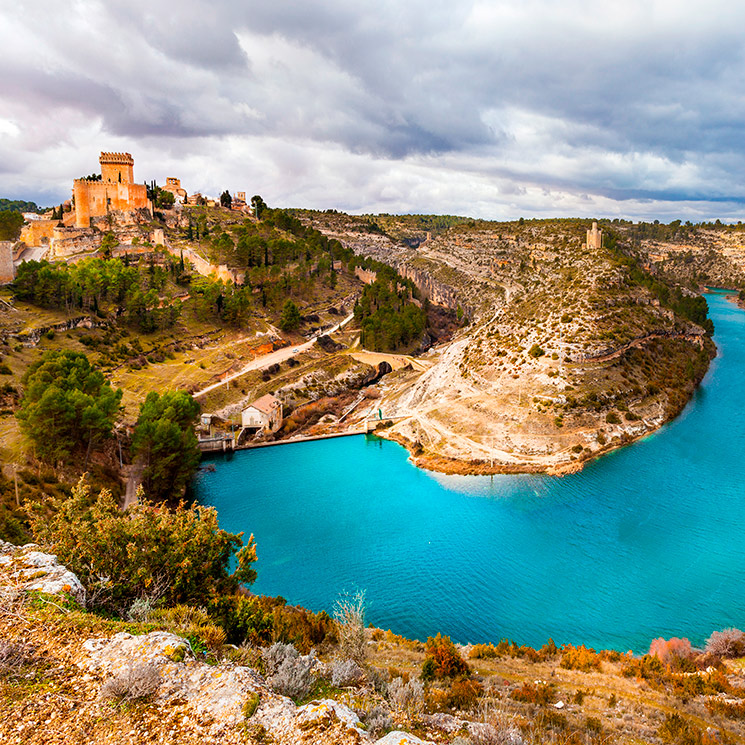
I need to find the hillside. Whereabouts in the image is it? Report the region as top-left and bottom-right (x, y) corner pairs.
(297, 212), (716, 474)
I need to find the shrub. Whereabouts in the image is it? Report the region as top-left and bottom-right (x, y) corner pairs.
(362, 706), (392, 737)
(560, 644), (602, 672)
(388, 676), (425, 716)
(511, 681), (555, 706)
(0, 640), (36, 680)
(100, 663), (161, 702)
(29, 477), (257, 614)
(649, 637), (694, 669)
(333, 590), (366, 664)
(448, 678), (483, 710)
(658, 713), (706, 745)
(331, 659), (366, 688)
(606, 411), (620, 424)
(469, 643), (501, 659)
(262, 642), (299, 676)
(262, 641), (316, 699)
(528, 344), (545, 358)
(269, 652), (315, 700)
(705, 698), (745, 719)
(422, 633), (470, 680)
(705, 628), (745, 658)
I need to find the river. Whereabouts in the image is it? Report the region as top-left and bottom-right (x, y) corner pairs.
(191, 290), (744, 653)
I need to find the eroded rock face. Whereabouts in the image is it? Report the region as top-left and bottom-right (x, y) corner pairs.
(80, 630), (374, 744)
(0, 541), (86, 603)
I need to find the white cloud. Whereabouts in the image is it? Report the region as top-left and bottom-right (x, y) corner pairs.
(1, 0), (745, 219)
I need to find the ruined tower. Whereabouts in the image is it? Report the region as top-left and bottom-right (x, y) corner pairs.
(586, 221), (602, 250)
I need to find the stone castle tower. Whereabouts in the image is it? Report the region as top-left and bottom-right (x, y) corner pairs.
(100, 152), (135, 185)
(73, 152), (150, 228)
(586, 221), (602, 250)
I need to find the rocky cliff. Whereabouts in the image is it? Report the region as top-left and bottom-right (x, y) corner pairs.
(300, 212), (715, 474)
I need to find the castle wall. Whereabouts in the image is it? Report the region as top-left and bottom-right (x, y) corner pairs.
(20, 220), (57, 247)
(74, 180), (150, 228)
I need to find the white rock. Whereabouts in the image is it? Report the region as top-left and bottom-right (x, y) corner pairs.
(375, 732), (434, 745)
(297, 698), (367, 737)
(0, 541), (86, 603)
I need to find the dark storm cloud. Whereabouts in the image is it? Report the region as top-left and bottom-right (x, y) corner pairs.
(3, 0), (745, 218)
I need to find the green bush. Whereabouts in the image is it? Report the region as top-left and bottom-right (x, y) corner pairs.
(29, 477), (257, 614)
(528, 344), (545, 358)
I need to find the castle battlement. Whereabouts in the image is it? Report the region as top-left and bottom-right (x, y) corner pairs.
(99, 152), (134, 165)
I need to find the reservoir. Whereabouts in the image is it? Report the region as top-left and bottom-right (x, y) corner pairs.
(192, 290), (744, 653)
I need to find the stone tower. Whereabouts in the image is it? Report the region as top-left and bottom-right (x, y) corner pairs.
(100, 152), (135, 184)
(586, 221), (602, 250)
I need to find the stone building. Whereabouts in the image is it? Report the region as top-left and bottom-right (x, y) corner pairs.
(162, 177), (187, 203)
(20, 219), (57, 247)
(73, 152), (151, 228)
(586, 221), (603, 250)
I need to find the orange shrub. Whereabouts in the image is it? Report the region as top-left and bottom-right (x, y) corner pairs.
(560, 644), (602, 672)
(422, 634), (470, 680)
(448, 678), (483, 710)
(511, 681), (555, 706)
(649, 637), (694, 669)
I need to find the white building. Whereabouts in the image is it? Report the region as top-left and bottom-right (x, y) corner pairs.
(241, 394), (283, 433)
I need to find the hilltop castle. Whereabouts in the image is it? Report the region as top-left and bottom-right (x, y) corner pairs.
(73, 152), (151, 228)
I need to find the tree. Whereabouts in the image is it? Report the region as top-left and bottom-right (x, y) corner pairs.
(17, 350), (122, 463)
(251, 195), (267, 219)
(279, 299), (301, 331)
(100, 231), (119, 258)
(155, 188), (175, 209)
(0, 210), (23, 241)
(220, 190), (232, 209)
(29, 476), (257, 613)
(131, 390), (201, 502)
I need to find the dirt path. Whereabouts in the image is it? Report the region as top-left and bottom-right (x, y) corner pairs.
(580, 331), (704, 364)
(192, 314), (354, 399)
(122, 457), (145, 509)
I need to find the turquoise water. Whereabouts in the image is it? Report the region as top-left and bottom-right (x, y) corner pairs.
(192, 290), (745, 653)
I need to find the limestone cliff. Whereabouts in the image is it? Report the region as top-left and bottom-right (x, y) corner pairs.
(299, 212), (715, 473)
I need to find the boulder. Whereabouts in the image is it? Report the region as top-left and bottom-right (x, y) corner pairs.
(0, 541), (86, 603)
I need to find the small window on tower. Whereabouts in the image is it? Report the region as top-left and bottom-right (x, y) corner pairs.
(119, 172), (121, 183)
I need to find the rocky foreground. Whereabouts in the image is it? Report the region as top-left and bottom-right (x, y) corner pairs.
(5, 540), (745, 745)
(0, 541), (427, 745)
(302, 213), (716, 474)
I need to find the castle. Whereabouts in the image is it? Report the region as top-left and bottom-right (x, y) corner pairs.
(72, 152), (151, 228)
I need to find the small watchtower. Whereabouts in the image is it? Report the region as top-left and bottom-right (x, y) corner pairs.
(586, 221), (602, 250)
(100, 152), (134, 185)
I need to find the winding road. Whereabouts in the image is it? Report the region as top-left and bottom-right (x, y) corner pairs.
(192, 314), (354, 399)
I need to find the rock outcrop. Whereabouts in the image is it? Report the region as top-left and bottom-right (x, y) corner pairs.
(0, 540), (86, 603)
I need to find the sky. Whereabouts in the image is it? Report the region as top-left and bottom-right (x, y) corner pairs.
(2, 0), (745, 222)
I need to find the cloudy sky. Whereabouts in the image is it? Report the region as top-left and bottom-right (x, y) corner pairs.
(2, 0), (745, 221)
